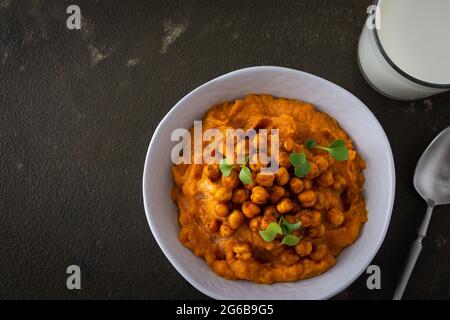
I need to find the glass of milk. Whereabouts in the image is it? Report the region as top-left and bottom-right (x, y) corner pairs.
(358, 0), (450, 101)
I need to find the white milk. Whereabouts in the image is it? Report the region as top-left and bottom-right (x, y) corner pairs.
(358, 0), (450, 100)
(378, 0), (450, 85)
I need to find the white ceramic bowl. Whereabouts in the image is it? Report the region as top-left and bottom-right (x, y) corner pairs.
(142, 66), (395, 300)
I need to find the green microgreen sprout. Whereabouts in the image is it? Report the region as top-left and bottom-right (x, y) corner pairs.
(219, 158), (233, 177)
(239, 165), (252, 185)
(259, 217), (302, 246)
(305, 139), (317, 150)
(289, 151), (310, 177)
(219, 155), (253, 185)
(281, 234), (301, 246)
(306, 139), (349, 161)
(279, 216), (301, 235)
(289, 139), (349, 178)
(258, 222), (283, 242)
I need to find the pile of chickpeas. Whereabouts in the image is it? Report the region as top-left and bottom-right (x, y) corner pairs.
(202, 136), (360, 264)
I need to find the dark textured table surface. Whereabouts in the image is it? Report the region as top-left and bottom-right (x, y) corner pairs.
(1, 0), (449, 299)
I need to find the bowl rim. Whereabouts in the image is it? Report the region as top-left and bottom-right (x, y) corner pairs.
(142, 66), (396, 299)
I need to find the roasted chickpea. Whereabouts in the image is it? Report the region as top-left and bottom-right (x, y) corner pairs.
(206, 219), (220, 233)
(277, 198), (294, 214)
(327, 208), (345, 226)
(270, 185), (286, 203)
(289, 177), (304, 194)
(303, 179), (313, 189)
(228, 210), (245, 229)
(219, 222), (235, 237)
(298, 190), (317, 207)
(203, 164), (221, 180)
(292, 143), (303, 153)
(260, 214), (277, 230)
(242, 201), (261, 219)
(309, 224), (326, 238)
(278, 151), (292, 168)
(250, 186), (270, 204)
(317, 170), (334, 187)
(214, 203), (230, 217)
(310, 210), (322, 227)
(310, 244), (328, 261)
(344, 187), (359, 204)
(233, 242), (250, 254)
(295, 210), (312, 227)
(236, 252), (252, 261)
(313, 155), (329, 173)
(306, 162), (320, 179)
(279, 251), (300, 266)
(244, 173), (257, 190)
(313, 192), (329, 211)
(214, 187), (232, 202)
(249, 162), (261, 172)
(249, 216), (262, 232)
(264, 205), (279, 218)
(249, 154), (263, 172)
(255, 172), (275, 187)
(295, 240), (313, 257)
(222, 170), (240, 188)
(283, 138), (295, 152)
(333, 174), (347, 190)
(232, 188), (248, 204)
(284, 214), (296, 224)
(275, 167), (290, 186)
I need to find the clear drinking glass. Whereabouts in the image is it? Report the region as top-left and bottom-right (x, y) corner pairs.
(358, 0), (450, 101)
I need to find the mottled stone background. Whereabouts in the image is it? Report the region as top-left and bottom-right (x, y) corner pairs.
(1, 0), (448, 299)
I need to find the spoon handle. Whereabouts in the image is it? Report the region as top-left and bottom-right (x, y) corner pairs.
(393, 238), (423, 300)
(393, 205), (434, 300)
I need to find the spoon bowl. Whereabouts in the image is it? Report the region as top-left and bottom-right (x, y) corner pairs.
(414, 127), (450, 206)
(394, 127), (450, 299)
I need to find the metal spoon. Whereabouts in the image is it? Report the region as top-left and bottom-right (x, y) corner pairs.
(393, 127), (450, 300)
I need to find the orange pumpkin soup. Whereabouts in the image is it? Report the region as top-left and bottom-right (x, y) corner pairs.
(171, 94), (367, 284)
